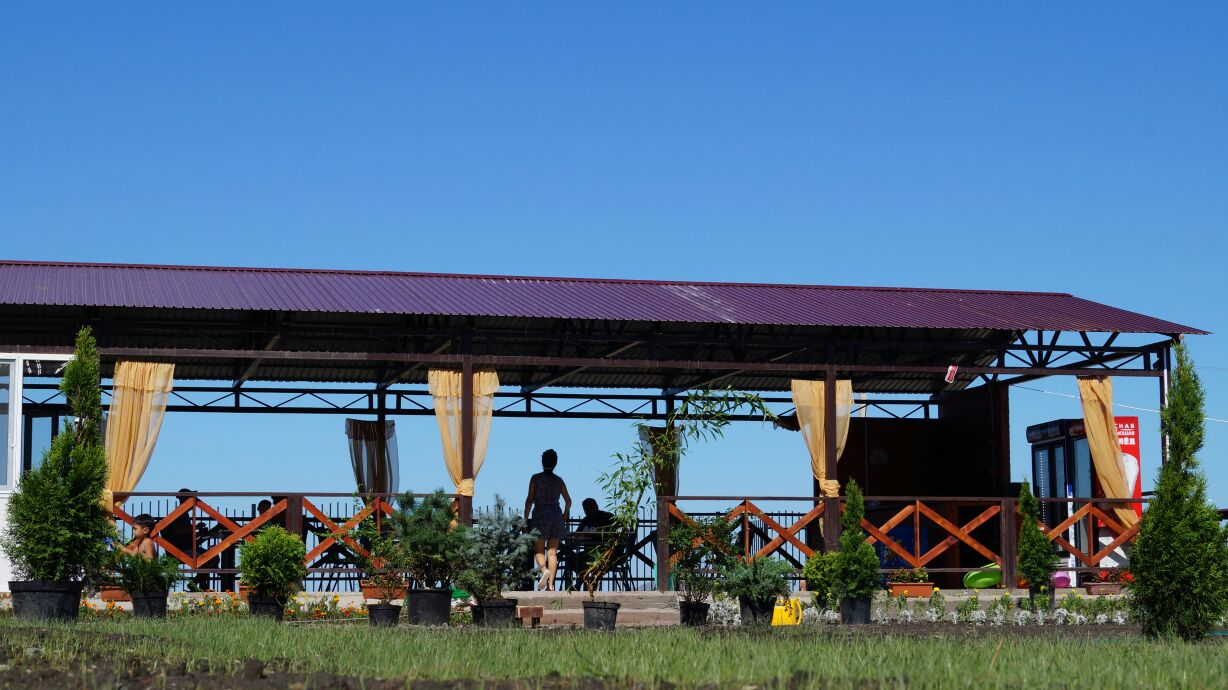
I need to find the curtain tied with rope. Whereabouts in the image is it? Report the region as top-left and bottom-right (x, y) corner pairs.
(428, 369), (499, 497)
(103, 361), (175, 506)
(1076, 376), (1138, 529)
(345, 419), (399, 495)
(790, 379), (853, 497)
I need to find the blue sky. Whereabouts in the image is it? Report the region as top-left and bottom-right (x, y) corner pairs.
(3, 3), (1225, 508)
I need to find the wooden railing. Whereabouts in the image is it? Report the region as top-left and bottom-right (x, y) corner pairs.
(657, 495), (1150, 592)
(112, 491), (457, 591)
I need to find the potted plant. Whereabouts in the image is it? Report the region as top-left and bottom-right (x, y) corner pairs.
(388, 489), (469, 626)
(668, 514), (738, 626)
(237, 526), (306, 620)
(832, 480), (880, 624)
(586, 387), (777, 630)
(113, 553), (183, 618)
(336, 503), (407, 627)
(802, 551), (838, 611)
(886, 567), (933, 598)
(2, 328), (117, 621)
(456, 496), (537, 627)
(717, 557), (793, 625)
(1017, 481), (1058, 608)
(1085, 569), (1128, 596)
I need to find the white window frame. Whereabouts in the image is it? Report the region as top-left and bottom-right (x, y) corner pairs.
(0, 353), (74, 492)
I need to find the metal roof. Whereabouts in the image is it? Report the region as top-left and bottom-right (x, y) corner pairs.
(0, 260), (1204, 334)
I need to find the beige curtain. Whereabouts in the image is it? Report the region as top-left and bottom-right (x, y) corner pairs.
(345, 419), (399, 495)
(1077, 376), (1138, 529)
(791, 379), (853, 497)
(428, 369), (499, 497)
(103, 361), (175, 506)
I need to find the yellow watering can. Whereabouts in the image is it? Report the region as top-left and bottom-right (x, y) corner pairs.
(771, 597), (803, 626)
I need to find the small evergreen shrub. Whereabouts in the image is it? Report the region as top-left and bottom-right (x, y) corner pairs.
(113, 553), (183, 593)
(1017, 481), (1057, 595)
(802, 551), (839, 610)
(1, 327), (116, 583)
(456, 496), (536, 602)
(832, 480), (881, 600)
(668, 514), (739, 604)
(389, 489), (469, 589)
(718, 557), (792, 605)
(238, 526), (306, 603)
(1129, 343), (1228, 641)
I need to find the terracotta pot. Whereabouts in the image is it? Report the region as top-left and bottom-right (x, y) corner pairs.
(99, 586), (131, 602)
(887, 582), (935, 598)
(361, 579), (407, 602)
(1086, 582), (1123, 595)
(237, 584), (252, 601)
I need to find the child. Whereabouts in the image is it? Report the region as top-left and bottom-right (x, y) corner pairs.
(121, 514), (158, 559)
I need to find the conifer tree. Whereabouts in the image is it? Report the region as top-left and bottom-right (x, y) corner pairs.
(1129, 342), (1228, 640)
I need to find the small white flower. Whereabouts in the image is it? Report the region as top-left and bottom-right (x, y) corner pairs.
(1073, 613), (1088, 626)
(925, 608), (940, 623)
(1113, 611), (1127, 625)
(1054, 608), (1070, 625)
(1095, 613), (1109, 625)
(898, 609), (915, 623)
(970, 609), (987, 625)
(991, 610), (1005, 627)
(1034, 610), (1047, 625)
(1013, 610), (1032, 626)
(947, 611), (959, 625)
(822, 609), (840, 625)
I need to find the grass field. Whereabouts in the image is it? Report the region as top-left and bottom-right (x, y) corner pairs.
(1, 617), (1226, 689)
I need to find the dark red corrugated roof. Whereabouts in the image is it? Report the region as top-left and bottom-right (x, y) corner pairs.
(0, 260), (1205, 334)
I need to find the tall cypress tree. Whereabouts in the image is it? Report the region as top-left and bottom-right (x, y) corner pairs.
(1129, 342), (1228, 640)
(2, 327), (114, 582)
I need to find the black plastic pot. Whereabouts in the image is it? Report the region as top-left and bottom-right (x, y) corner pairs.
(582, 600), (620, 631)
(474, 598), (519, 628)
(738, 596), (776, 626)
(9, 581), (85, 621)
(679, 601), (710, 626)
(840, 596), (871, 624)
(368, 603), (402, 627)
(247, 595), (285, 621)
(407, 588), (452, 626)
(130, 591), (169, 619)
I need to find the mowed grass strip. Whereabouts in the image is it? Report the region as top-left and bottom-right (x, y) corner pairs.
(2, 618), (1225, 689)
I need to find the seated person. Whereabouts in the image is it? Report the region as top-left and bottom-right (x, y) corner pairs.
(121, 514), (158, 559)
(575, 498), (617, 535)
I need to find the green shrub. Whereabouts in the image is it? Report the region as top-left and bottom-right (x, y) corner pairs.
(1129, 343), (1228, 641)
(388, 489), (469, 589)
(238, 526), (306, 602)
(113, 553), (183, 593)
(1017, 481), (1056, 595)
(1, 328), (116, 583)
(802, 551), (838, 610)
(456, 496), (536, 602)
(832, 480), (881, 600)
(668, 514), (739, 604)
(718, 557), (792, 605)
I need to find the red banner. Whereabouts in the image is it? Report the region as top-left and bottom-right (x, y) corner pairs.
(1114, 416), (1142, 518)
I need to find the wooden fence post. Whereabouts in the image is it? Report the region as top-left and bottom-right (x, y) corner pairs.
(655, 498), (671, 592)
(999, 496), (1017, 590)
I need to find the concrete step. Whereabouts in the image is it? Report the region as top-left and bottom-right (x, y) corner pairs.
(503, 590), (679, 611)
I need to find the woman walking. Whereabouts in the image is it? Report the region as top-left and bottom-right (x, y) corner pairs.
(524, 449), (572, 591)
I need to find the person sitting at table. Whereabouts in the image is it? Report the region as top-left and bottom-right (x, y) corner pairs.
(575, 498), (616, 535)
(524, 449), (572, 591)
(162, 488), (213, 591)
(121, 513), (158, 559)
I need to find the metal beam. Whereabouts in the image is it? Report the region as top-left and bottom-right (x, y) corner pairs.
(232, 332), (283, 388)
(377, 341), (452, 390)
(519, 341), (643, 393)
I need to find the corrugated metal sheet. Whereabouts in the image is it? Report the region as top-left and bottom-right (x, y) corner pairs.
(0, 260), (1204, 334)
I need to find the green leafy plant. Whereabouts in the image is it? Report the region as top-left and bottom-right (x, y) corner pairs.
(717, 557), (792, 606)
(237, 526), (306, 603)
(334, 499), (406, 605)
(387, 489), (469, 589)
(113, 553), (183, 593)
(832, 480), (881, 600)
(668, 514), (739, 604)
(887, 567), (929, 583)
(955, 594), (980, 623)
(1017, 481), (1057, 596)
(584, 388), (775, 597)
(456, 496), (537, 602)
(2, 327), (116, 583)
(1129, 342), (1228, 641)
(802, 551), (839, 610)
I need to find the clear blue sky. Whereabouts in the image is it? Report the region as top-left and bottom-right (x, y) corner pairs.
(3, 3), (1225, 508)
